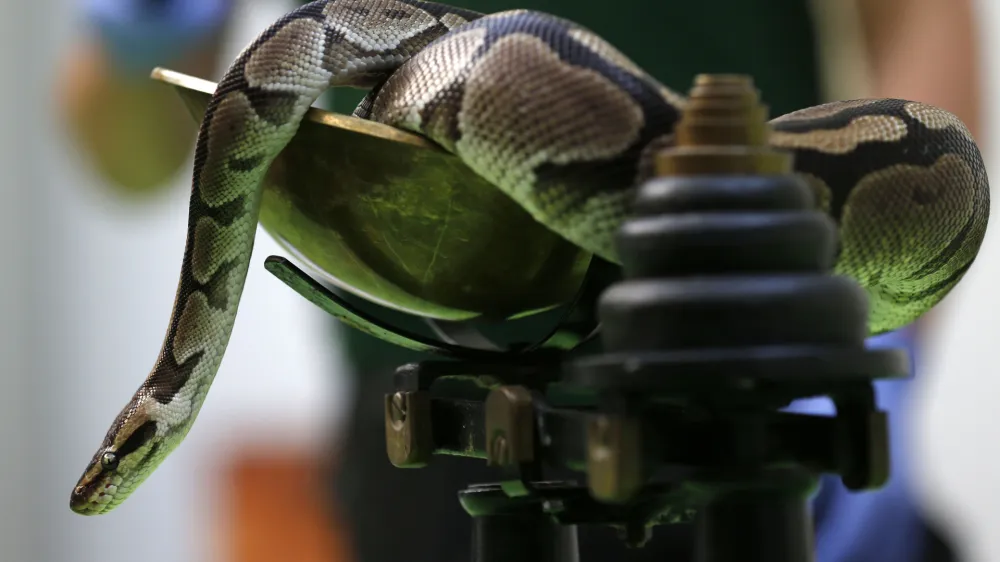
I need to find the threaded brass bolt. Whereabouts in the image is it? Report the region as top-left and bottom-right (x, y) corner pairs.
(656, 74), (792, 176)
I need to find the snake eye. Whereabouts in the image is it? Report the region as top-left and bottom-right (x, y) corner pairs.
(100, 451), (119, 471)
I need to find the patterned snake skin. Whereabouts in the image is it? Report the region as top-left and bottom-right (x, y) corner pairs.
(69, 0), (989, 515)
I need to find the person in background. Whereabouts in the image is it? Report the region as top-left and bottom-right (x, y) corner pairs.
(56, 0), (982, 561)
(59, 0), (237, 194)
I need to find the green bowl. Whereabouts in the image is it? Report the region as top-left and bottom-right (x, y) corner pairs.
(153, 68), (592, 321)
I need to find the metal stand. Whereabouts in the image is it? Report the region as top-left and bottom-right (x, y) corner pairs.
(267, 75), (909, 562)
(463, 484), (581, 562)
(694, 473), (815, 562)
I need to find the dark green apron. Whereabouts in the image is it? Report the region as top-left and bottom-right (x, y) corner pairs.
(324, 0), (820, 118)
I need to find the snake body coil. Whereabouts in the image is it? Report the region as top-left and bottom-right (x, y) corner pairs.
(70, 0), (989, 514)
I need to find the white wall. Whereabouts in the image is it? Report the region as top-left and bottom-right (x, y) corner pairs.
(0, 2), (38, 562)
(914, 1), (1000, 561)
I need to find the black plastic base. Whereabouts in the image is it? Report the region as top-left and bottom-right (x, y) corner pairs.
(461, 484), (580, 562)
(696, 494), (814, 562)
(693, 470), (818, 562)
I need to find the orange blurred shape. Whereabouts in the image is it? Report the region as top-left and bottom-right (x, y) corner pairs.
(220, 448), (352, 562)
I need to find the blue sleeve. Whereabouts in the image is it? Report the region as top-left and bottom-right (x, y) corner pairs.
(785, 326), (925, 562)
(82, 0), (234, 75)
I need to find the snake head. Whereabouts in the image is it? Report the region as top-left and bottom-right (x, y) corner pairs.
(70, 401), (169, 515)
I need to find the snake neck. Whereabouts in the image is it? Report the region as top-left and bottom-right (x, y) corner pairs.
(143, 0), (478, 431)
(72, 0), (487, 516)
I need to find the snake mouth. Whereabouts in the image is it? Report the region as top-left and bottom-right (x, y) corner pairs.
(69, 486), (95, 515)
(69, 482), (118, 515)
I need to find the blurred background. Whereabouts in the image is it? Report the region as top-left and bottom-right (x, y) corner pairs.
(1, 0), (998, 561)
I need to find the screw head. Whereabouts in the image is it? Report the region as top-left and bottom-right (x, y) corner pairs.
(390, 392), (407, 423)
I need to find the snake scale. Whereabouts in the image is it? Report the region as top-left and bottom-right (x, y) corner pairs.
(70, 0), (989, 515)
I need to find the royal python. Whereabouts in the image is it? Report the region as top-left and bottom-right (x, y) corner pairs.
(70, 0), (989, 515)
